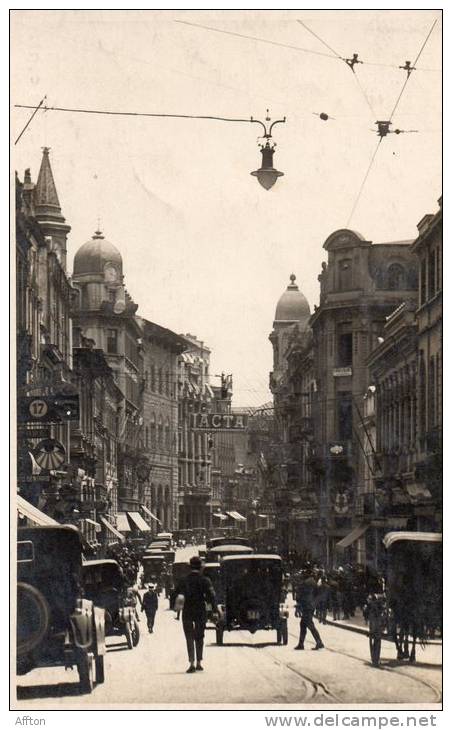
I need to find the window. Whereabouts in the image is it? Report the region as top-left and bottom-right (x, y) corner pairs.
(337, 391), (353, 440)
(419, 356), (426, 437)
(337, 331), (353, 367)
(107, 329), (118, 354)
(145, 426), (149, 448)
(428, 249), (436, 299)
(428, 356), (436, 429)
(158, 368), (163, 394)
(150, 364), (156, 391)
(420, 258), (427, 305)
(165, 371), (170, 396)
(150, 414), (156, 447)
(338, 259), (353, 291)
(387, 263), (406, 290)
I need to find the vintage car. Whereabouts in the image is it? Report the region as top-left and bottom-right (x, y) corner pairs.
(367, 531), (442, 667)
(205, 544), (254, 563)
(147, 541), (171, 551)
(17, 525), (106, 693)
(202, 562), (222, 622)
(214, 554), (288, 646)
(82, 559), (140, 649)
(206, 536), (251, 549)
(156, 532), (173, 546)
(169, 561), (191, 609)
(141, 555), (169, 589)
(144, 548), (176, 564)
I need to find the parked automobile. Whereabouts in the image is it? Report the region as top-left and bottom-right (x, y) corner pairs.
(203, 562), (222, 622)
(206, 536), (251, 549)
(82, 559), (140, 649)
(17, 525), (106, 693)
(214, 554), (288, 646)
(141, 555), (168, 589)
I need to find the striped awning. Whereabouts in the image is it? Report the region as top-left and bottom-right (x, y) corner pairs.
(225, 510), (247, 522)
(100, 516), (125, 542)
(116, 512), (131, 533)
(17, 495), (58, 526)
(127, 511), (152, 532)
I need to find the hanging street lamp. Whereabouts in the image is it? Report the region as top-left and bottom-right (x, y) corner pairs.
(250, 111), (286, 190)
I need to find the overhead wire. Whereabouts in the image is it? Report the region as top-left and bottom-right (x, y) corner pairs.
(388, 18), (438, 121)
(14, 96), (47, 145)
(345, 138), (383, 228)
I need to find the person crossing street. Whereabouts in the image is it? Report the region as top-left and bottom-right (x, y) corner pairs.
(294, 564), (324, 651)
(174, 555), (219, 673)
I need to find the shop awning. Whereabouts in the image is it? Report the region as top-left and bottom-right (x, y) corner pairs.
(100, 516), (125, 542)
(141, 504), (162, 524)
(225, 510), (247, 522)
(116, 512), (131, 533)
(17, 495), (58, 526)
(127, 511), (152, 532)
(83, 518), (101, 530)
(213, 512), (227, 520)
(336, 523), (369, 551)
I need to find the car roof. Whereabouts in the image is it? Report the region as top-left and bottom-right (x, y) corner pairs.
(203, 562), (220, 568)
(209, 544), (254, 552)
(221, 554), (282, 562)
(82, 559), (119, 567)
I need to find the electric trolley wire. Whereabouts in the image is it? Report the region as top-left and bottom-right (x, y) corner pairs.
(14, 103), (268, 126)
(14, 96), (46, 145)
(388, 18), (438, 121)
(296, 19), (342, 59)
(346, 137), (383, 228)
(175, 19), (336, 59)
(176, 17), (440, 72)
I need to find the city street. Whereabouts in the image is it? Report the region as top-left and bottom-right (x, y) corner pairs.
(15, 546), (442, 708)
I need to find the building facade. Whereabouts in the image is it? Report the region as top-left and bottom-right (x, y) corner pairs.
(139, 318), (187, 531)
(71, 229), (145, 522)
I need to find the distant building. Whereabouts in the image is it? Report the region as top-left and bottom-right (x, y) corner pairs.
(71, 229), (144, 524)
(138, 318), (187, 531)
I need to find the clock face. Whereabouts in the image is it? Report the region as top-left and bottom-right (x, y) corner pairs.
(104, 264), (118, 283)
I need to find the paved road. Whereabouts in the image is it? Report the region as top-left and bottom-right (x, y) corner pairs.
(14, 545), (442, 708)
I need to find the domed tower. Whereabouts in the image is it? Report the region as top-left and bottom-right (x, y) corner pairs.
(71, 230), (138, 363)
(269, 274), (311, 389)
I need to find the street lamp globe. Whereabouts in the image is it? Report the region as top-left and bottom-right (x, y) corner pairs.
(251, 141), (284, 190)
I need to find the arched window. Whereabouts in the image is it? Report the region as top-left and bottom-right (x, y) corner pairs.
(150, 413), (156, 448)
(165, 419), (170, 450)
(387, 263), (406, 290)
(145, 426), (149, 448)
(158, 416), (163, 448)
(338, 259), (353, 291)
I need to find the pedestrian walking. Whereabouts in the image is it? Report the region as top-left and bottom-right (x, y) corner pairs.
(142, 583), (158, 633)
(174, 555), (219, 673)
(294, 564), (324, 650)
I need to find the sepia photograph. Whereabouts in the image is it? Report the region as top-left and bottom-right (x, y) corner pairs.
(10, 8), (442, 712)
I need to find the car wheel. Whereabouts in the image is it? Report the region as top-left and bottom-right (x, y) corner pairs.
(216, 628), (224, 645)
(95, 654), (105, 684)
(132, 619), (140, 647)
(17, 582), (50, 656)
(77, 651), (94, 694)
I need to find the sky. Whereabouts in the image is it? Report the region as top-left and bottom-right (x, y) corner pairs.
(11, 9), (442, 407)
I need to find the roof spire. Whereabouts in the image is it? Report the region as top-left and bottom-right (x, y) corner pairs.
(34, 146), (64, 221)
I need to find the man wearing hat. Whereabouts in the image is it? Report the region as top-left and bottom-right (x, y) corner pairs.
(174, 555), (219, 673)
(294, 563), (324, 650)
(142, 583), (159, 633)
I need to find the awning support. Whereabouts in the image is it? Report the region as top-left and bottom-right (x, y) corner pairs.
(336, 523), (369, 551)
(100, 516), (126, 542)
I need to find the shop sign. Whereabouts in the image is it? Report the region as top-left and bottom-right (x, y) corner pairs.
(191, 413), (248, 431)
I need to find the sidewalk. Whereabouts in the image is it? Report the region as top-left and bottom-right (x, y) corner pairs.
(323, 609), (442, 645)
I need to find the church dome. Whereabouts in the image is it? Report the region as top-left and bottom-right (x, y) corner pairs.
(274, 274), (310, 323)
(73, 230), (123, 276)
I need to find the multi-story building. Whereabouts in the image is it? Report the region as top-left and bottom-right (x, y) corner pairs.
(411, 198), (442, 528)
(177, 335), (215, 529)
(16, 150), (76, 521)
(138, 317), (187, 531)
(309, 228), (418, 565)
(71, 229), (145, 527)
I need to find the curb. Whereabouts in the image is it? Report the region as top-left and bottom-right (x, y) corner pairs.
(324, 618), (442, 646)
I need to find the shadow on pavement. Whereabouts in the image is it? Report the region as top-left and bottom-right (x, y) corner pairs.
(17, 682), (85, 700)
(208, 641), (280, 649)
